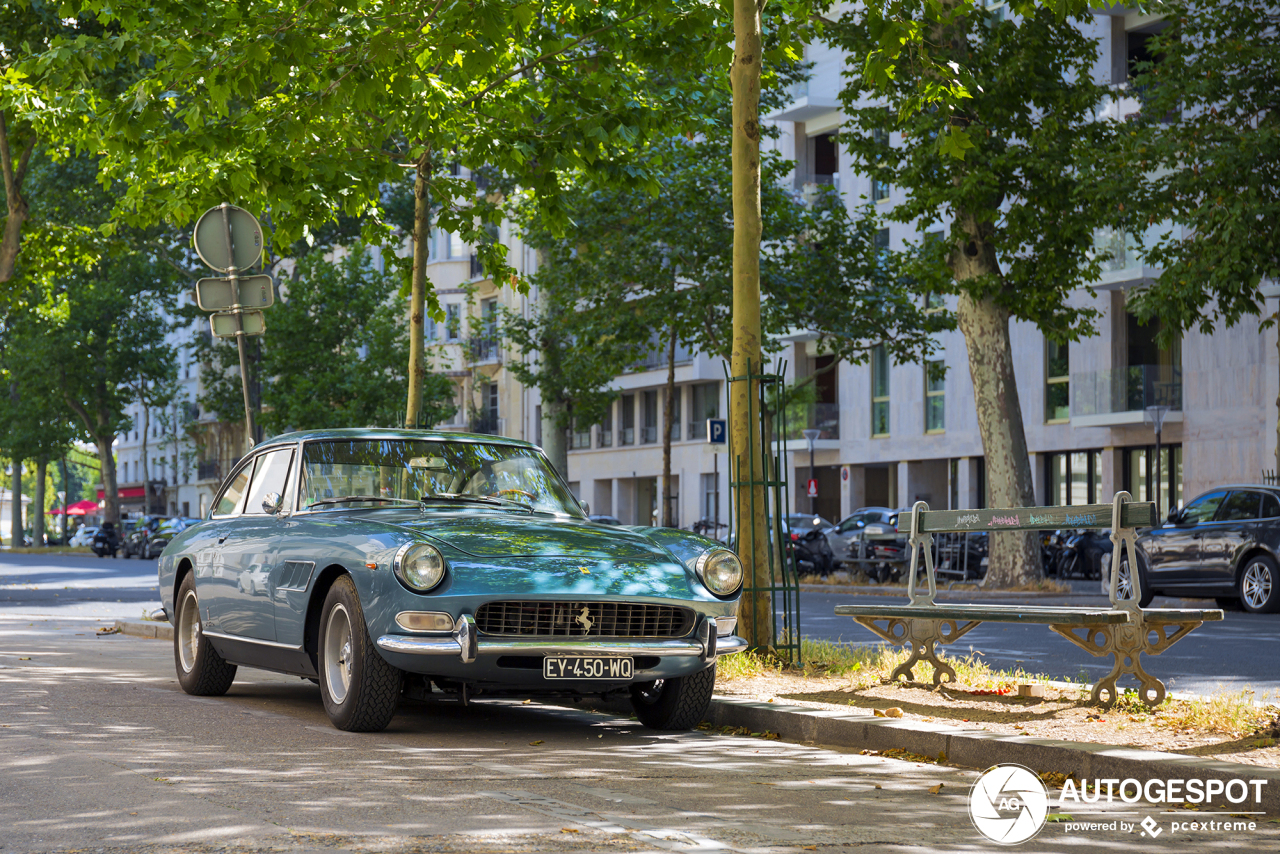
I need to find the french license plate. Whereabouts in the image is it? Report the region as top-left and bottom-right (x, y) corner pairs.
(543, 656), (634, 680)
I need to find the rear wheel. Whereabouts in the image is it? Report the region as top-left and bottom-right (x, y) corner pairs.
(1115, 557), (1154, 608)
(1239, 555), (1280, 614)
(174, 574), (237, 695)
(318, 575), (402, 732)
(629, 664), (716, 730)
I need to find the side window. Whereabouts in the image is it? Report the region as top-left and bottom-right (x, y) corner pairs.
(1217, 491), (1261, 522)
(243, 450), (294, 515)
(839, 513), (867, 533)
(1181, 491), (1227, 524)
(1262, 493), (1280, 520)
(214, 463), (254, 517)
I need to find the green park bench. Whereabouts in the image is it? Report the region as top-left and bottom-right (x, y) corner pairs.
(834, 492), (1223, 708)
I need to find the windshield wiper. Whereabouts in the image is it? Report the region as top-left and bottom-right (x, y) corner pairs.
(422, 493), (533, 513)
(305, 495), (424, 509)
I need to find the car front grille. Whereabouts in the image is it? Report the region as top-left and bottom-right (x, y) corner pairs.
(475, 601), (694, 638)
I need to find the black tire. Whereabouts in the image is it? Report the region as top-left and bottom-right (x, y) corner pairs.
(1116, 557), (1154, 608)
(1238, 554), (1280, 614)
(173, 574), (237, 696)
(1215, 597), (1244, 611)
(318, 575), (402, 732)
(629, 663), (716, 730)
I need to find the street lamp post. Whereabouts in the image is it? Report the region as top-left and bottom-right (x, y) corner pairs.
(802, 428), (821, 515)
(1144, 405), (1171, 518)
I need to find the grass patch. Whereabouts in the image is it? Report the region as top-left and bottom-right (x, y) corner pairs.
(1156, 688), (1276, 736)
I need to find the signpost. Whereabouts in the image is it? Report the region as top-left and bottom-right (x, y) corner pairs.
(191, 203), (271, 451)
(707, 419), (727, 536)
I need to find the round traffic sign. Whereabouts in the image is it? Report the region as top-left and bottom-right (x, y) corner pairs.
(192, 204), (263, 272)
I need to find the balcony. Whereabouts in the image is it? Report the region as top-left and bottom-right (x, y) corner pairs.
(784, 403), (840, 442)
(629, 342), (694, 373)
(764, 78), (841, 123)
(1090, 224), (1168, 289)
(467, 336), (501, 364)
(1071, 365), (1183, 427)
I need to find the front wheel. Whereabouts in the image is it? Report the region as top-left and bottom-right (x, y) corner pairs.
(1115, 557), (1154, 608)
(318, 575), (402, 732)
(174, 574), (237, 695)
(1239, 555), (1280, 614)
(629, 664), (716, 730)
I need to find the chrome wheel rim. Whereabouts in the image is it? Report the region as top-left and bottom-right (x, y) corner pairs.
(178, 589), (200, 673)
(1117, 562), (1133, 600)
(323, 603), (354, 704)
(1242, 562), (1273, 610)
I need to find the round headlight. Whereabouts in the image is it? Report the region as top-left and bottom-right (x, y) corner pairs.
(394, 543), (446, 592)
(696, 549), (743, 597)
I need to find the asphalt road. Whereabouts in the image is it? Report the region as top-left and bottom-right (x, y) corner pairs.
(3, 619), (1278, 854)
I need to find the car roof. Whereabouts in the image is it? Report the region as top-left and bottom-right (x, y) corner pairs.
(253, 428), (539, 452)
(1196, 484), (1280, 492)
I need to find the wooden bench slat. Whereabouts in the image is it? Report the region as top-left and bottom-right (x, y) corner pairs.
(918, 502), (1156, 534)
(834, 604), (1130, 624)
(1137, 608), (1224, 622)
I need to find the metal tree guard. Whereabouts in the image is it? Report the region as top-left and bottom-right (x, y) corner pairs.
(725, 359), (802, 665)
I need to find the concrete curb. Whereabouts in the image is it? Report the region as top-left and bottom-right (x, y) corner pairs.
(115, 619), (173, 641)
(707, 695), (1280, 814)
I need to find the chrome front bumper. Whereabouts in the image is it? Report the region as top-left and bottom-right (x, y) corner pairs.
(376, 614), (746, 664)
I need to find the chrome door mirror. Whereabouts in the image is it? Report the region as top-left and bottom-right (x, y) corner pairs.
(262, 492), (284, 515)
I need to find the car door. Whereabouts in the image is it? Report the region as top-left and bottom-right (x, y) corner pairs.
(1197, 490), (1260, 589)
(830, 513), (868, 563)
(1143, 490), (1227, 586)
(198, 460), (255, 634)
(215, 448), (297, 641)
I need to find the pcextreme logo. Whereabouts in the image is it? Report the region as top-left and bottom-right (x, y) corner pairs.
(969, 764), (1050, 845)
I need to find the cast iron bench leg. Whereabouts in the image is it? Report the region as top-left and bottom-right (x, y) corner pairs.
(853, 617), (983, 686)
(1050, 616), (1205, 708)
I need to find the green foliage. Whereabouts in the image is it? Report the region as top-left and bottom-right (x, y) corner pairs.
(190, 248), (457, 434)
(825, 6), (1120, 338)
(1121, 0), (1280, 339)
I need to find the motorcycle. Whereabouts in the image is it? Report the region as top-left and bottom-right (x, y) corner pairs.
(91, 522), (121, 558)
(1041, 530), (1068, 577)
(1057, 528), (1112, 579)
(790, 526), (836, 577)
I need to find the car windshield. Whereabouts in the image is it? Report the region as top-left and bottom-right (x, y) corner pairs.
(785, 514), (832, 530)
(300, 439), (584, 517)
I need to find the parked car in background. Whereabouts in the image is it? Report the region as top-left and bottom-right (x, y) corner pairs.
(1113, 484), (1280, 612)
(143, 517), (203, 559)
(827, 507), (895, 566)
(587, 514), (623, 525)
(159, 429), (746, 733)
(69, 526), (99, 548)
(122, 516), (167, 559)
(91, 523), (121, 557)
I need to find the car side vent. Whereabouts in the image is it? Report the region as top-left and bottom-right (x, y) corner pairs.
(475, 601), (694, 638)
(277, 560), (316, 591)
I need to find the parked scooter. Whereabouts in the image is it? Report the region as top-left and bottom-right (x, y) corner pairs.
(790, 526), (836, 577)
(91, 522), (121, 558)
(1057, 529), (1112, 579)
(1041, 530), (1068, 576)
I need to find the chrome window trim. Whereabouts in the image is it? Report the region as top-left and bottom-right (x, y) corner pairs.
(202, 629), (304, 651)
(209, 456), (260, 520)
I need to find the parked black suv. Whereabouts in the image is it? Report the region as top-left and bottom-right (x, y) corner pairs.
(1122, 484), (1280, 612)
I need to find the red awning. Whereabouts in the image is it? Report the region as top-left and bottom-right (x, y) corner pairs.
(95, 487), (146, 499)
(45, 500), (101, 516)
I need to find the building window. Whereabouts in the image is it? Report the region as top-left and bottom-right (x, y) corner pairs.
(874, 228), (890, 252)
(1047, 451), (1101, 506)
(620, 394), (635, 445)
(871, 344), (890, 437)
(871, 127), (890, 201)
(925, 360), (945, 433)
(571, 419), (590, 450)
(597, 403), (613, 448)
(1125, 444), (1182, 517)
(701, 472), (720, 523)
(485, 382), (499, 433)
(445, 304), (462, 341)
(641, 390), (658, 444)
(669, 388), (682, 441)
(448, 231), (465, 259)
(689, 382), (719, 439)
(1045, 339), (1069, 422)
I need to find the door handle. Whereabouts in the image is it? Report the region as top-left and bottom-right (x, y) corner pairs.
(218, 535), (228, 545)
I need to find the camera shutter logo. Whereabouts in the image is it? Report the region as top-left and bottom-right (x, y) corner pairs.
(969, 764), (1050, 844)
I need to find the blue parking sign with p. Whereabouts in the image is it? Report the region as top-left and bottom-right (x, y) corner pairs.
(707, 419), (727, 445)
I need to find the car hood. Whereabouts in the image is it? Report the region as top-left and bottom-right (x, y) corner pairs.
(400, 515), (672, 561)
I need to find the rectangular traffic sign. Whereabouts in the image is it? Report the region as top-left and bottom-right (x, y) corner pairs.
(707, 418), (727, 445)
(196, 274), (274, 311)
(210, 310), (265, 338)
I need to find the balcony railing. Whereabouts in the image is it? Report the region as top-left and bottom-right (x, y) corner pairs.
(1071, 365), (1183, 417)
(467, 336), (501, 363)
(785, 402), (840, 441)
(196, 458), (240, 483)
(640, 425), (658, 444)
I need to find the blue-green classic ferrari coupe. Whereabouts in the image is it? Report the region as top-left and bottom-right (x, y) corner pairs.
(158, 429), (746, 732)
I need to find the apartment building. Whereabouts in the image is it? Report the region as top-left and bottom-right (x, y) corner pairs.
(759, 5), (1278, 523)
